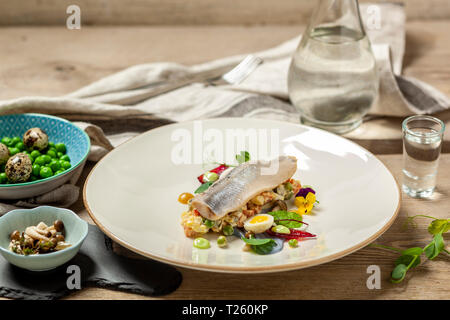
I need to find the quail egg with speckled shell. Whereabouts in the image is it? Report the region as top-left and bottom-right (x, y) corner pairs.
(5, 153), (32, 183)
(0, 143), (9, 165)
(23, 128), (49, 151)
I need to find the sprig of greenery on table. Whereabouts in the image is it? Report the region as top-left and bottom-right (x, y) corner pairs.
(371, 215), (449, 283)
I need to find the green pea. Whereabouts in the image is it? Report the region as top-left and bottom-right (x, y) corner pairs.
(11, 137), (21, 146)
(48, 147), (57, 154)
(15, 142), (25, 151)
(54, 169), (65, 175)
(55, 143), (66, 154)
(288, 239), (298, 248)
(49, 160), (61, 172)
(34, 156), (46, 166)
(8, 147), (19, 156)
(223, 225), (234, 236)
(272, 225), (291, 234)
(39, 166), (53, 179)
(0, 172), (7, 184)
(203, 219), (214, 228)
(1, 137), (11, 146)
(48, 142), (55, 148)
(30, 176), (38, 182)
(61, 161), (71, 170)
(285, 182), (293, 191)
(47, 150), (57, 158)
(204, 171), (218, 182)
(42, 155), (51, 164)
(60, 154), (70, 162)
(30, 150), (41, 159)
(32, 164), (41, 176)
(57, 152), (64, 158)
(193, 237), (210, 249)
(217, 236), (227, 248)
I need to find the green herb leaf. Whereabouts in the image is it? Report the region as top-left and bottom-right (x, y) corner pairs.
(252, 241), (276, 255)
(395, 255), (421, 269)
(401, 247), (423, 256)
(267, 210), (303, 228)
(236, 151), (250, 164)
(425, 234), (445, 260)
(428, 219), (450, 235)
(241, 237), (273, 246)
(241, 236), (276, 255)
(194, 181), (214, 194)
(391, 264), (407, 283)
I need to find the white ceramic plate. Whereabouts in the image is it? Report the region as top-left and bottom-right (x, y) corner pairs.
(84, 118), (400, 273)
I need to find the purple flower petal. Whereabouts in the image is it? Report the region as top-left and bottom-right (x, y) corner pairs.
(296, 187), (316, 198)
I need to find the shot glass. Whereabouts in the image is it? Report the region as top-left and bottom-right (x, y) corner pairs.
(402, 115), (445, 198)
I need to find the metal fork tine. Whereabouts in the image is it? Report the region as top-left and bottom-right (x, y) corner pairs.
(222, 55), (263, 85)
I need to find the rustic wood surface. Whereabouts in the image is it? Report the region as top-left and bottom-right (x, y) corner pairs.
(2, 0), (450, 25)
(0, 22), (449, 149)
(0, 19), (448, 299)
(65, 154), (450, 300)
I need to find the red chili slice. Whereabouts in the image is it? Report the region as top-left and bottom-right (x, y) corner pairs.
(197, 164), (228, 183)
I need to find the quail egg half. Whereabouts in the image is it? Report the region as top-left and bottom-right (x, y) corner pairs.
(243, 214), (274, 234)
(23, 127), (48, 151)
(5, 153), (32, 183)
(0, 143), (9, 165)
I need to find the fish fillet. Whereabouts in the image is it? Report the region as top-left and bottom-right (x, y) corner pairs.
(191, 156), (297, 220)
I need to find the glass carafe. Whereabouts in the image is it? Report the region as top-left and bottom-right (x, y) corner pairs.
(288, 0), (378, 134)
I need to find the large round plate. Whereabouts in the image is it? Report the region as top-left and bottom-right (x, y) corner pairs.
(84, 118), (400, 273)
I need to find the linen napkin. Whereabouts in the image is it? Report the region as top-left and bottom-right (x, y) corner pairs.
(0, 224), (182, 299)
(0, 2), (448, 209)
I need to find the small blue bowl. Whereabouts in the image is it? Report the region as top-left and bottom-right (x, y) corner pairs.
(0, 206), (88, 271)
(0, 113), (90, 199)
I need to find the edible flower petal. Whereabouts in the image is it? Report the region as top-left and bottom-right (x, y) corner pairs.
(296, 187), (316, 198)
(294, 192), (316, 214)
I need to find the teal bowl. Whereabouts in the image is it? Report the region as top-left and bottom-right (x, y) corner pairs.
(0, 206), (88, 271)
(0, 113), (90, 200)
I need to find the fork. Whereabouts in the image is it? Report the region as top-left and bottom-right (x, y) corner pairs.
(207, 55), (263, 86)
(127, 55), (264, 103)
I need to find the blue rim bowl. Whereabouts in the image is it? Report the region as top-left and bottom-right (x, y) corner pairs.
(0, 206), (88, 271)
(0, 113), (90, 199)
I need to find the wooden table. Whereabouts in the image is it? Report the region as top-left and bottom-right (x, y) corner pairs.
(0, 22), (449, 300)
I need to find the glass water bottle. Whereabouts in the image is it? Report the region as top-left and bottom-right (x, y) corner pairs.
(288, 0), (378, 134)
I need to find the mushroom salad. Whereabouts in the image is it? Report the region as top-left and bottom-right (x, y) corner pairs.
(9, 220), (71, 255)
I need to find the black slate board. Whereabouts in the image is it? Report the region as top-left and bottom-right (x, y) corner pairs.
(0, 225), (182, 300)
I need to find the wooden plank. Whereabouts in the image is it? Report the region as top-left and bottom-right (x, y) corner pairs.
(0, 23), (449, 148)
(1, 0), (450, 26)
(65, 154), (450, 299)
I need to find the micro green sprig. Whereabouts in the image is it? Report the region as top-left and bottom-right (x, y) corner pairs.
(371, 215), (449, 283)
